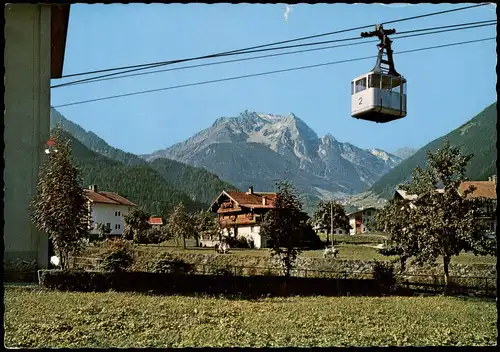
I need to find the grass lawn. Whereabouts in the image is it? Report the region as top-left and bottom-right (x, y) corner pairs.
(4, 286), (496, 347)
(128, 243), (496, 265)
(318, 232), (389, 244)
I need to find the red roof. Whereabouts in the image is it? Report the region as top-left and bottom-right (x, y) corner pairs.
(459, 181), (497, 199)
(226, 191), (277, 209)
(84, 189), (137, 206)
(148, 217), (163, 225)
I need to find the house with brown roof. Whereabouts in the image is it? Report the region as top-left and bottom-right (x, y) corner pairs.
(458, 177), (497, 235)
(393, 175), (497, 235)
(84, 185), (137, 236)
(208, 186), (277, 248)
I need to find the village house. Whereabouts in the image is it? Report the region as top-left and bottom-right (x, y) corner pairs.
(458, 176), (497, 235)
(393, 175), (497, 236)
(347, 207), (378, 235)
(148, 216), (164, 229)
(208, 187), (277, 248)
(84, 185), (137, 236)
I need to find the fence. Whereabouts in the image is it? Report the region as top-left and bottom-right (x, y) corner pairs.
(70, 257), (496, 296)
(72, 256), (103, 271)
(395, 273), (496, 296)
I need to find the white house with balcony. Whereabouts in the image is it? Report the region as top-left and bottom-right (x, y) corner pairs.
(207, 187), (278, 248)
(347, 207), (378, 235)
(84, 185), (137, 236)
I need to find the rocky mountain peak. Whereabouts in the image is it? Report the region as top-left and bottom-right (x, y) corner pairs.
(143, 110), (406, 201)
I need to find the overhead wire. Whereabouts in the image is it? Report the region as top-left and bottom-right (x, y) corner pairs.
(53, 3), (489, 81)
(51, 20), (497, 88)
(52, 36), (495, 109)
(53, 19), (494, 89)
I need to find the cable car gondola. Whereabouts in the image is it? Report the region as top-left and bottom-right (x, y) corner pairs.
(351, 24), (407, 123)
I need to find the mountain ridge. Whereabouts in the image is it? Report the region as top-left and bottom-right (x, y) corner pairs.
(50, 107), (240, 207)
(369, 101), (497, 199)
(142, 110), (404, 203)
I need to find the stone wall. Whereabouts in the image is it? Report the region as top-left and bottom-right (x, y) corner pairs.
(134, 252), (496, 278)
(80, 247), (496, 278)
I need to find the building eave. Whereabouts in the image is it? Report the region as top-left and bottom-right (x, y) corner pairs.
(210, 190), (241, 212)
(51, 4), (70, 79)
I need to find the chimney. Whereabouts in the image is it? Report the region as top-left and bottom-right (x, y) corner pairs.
(262, 197), (266, 206)
(247, 186), (254, 195)
(89, 185), (97, 192)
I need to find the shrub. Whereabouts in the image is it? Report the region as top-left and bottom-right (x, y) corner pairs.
(38, 269), (380, 297)
(210, 264), (234, 276)
(226, 237), (250, 249)
(246, 266), (258, 276)
(300, 226), (324, 250)
(147, 253), (195, 275)
(146, 227), (166, 244)
(372, 261), (396, 293)
(133, 228), (165, 245)
(99, 239), (134, 272)
(99, 238), (131, 251)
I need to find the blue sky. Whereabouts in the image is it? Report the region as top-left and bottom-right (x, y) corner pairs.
(51, 3), (497, 155)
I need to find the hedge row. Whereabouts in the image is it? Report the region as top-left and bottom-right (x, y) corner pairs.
(38, 270), (396, 297)
(4, 271), (38, 282)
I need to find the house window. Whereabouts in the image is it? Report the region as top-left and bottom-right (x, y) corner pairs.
(366, 211), (372, 216)
(490, 222), (495, 232)
(106, 223), (111, 230)
(250, 226), (254, 233)
(339, 230), (343, 234)
(115, 211), (121, 216)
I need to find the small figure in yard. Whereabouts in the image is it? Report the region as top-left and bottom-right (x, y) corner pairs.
(215, 242), (230, 254)
(324, 246), (339, 258)
(50, 255), (61, 268)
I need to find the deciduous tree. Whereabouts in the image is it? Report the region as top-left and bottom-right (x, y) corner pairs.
(165, 202), (195, 249)
(123, 208), (151, 243)
(378, 141), (495, 289)
(95, 223), (112, 241)
(192, 210), (219, 246)
(311, 200), (350, 244)
(260, 181), (307, 277)
(30, 125), (90, 270)
(374, 199), (419, 272)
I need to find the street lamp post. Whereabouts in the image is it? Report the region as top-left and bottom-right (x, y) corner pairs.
(330, 199), (334, 247)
